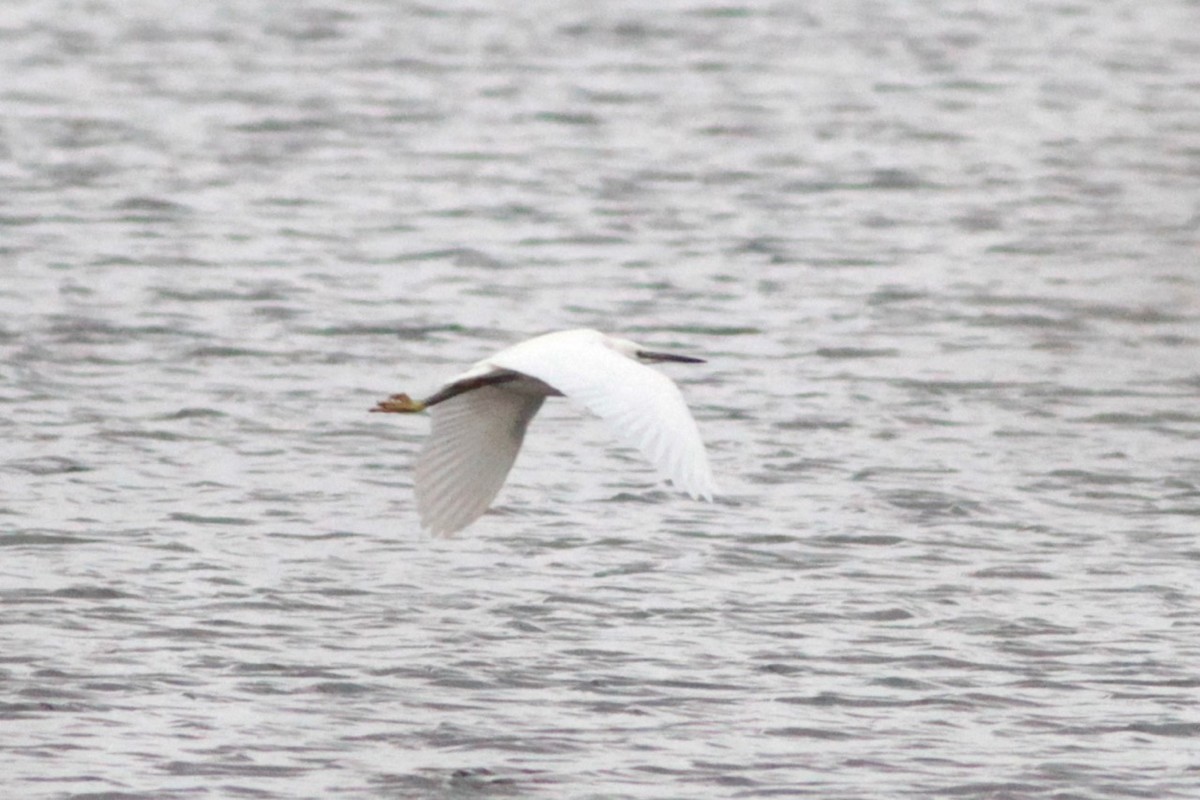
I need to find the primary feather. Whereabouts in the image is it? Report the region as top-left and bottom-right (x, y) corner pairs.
(416, 386), (544, 536)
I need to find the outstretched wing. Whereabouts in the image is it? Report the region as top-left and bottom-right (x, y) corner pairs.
(491, 336), (716, 500)
(415, 386), (544, 535)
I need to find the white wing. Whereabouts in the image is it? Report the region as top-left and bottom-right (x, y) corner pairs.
(491, 335), (716, 500)
(415, 385), (544, 536)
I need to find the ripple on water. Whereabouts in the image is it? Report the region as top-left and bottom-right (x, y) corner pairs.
(2, 1), (1199, 798)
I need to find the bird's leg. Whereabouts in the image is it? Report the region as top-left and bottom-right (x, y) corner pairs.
(370, 393), (426, 413)
(370, 370), (524, 414)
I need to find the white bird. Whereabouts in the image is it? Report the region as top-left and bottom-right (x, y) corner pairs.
(371, 329), (716, 535)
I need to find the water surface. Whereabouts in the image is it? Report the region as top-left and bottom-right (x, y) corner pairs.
(2, 1), (1198, 798)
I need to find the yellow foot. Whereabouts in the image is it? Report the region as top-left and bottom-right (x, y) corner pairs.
(370, 393), (426, 413)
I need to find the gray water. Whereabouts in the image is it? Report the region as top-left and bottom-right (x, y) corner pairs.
(2, 1), (1199, 798)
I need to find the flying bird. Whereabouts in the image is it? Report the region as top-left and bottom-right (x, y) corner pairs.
(372, 328), (716, 535)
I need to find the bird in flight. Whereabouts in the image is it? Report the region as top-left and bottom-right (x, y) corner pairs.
(372, 329), (716, 535)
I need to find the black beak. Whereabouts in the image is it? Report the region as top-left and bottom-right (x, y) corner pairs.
(637, 350), (706, 364)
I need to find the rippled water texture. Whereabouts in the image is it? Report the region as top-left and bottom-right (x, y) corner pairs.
(2, 1), (1199, 798)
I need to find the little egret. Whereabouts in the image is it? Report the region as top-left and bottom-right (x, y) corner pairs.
(371, 328), (716, 535)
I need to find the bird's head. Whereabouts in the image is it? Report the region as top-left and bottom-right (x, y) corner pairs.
(607, 335), (706, 364)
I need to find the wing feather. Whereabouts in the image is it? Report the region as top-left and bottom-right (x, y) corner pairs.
(490, 334), (716, 500)
(414, 386), (544, 535)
